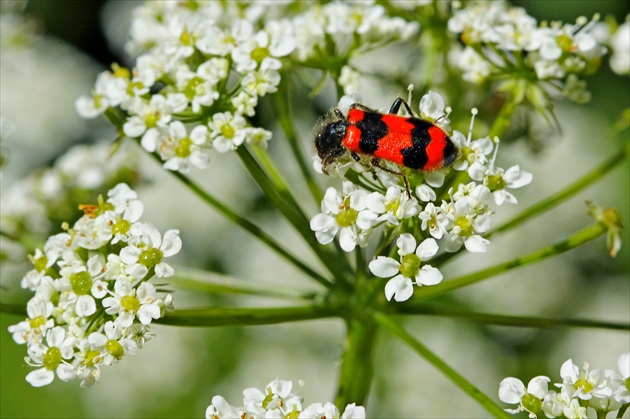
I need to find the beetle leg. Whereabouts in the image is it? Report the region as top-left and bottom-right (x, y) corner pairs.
(371, 158), (412, 199)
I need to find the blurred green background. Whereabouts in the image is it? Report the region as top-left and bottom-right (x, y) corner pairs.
(1, 1), (628, 418)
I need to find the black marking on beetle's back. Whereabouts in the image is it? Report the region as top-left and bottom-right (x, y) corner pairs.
(357, 112), (387, 154)
(442, 136), (458, 167)
(400, 118), (432, 169)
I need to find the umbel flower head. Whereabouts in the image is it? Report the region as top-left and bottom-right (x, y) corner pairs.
(205, 378), (365, 419)
(8, 183), (179, 387)
(309, 91), (532, 302)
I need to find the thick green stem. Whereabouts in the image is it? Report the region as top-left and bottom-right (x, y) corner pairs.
(168, 268), (318, 301)
(396, 303), (629, 331)
(158, 304), (338, 327)
(373, 312), (510, 418)
(272, 87), (323, 204)
(417, 222), (607, 302)
(236, 146), (352, 287)
(334, 315), (378, 409)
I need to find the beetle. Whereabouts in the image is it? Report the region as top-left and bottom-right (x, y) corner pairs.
(315, 98), (458, 197)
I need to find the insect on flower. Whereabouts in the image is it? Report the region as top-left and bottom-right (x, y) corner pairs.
(315, 98), (458, 197)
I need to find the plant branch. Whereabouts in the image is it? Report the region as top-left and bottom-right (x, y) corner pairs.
(396, 303), (629, 331)
(416, 222), (607, 302)
(157, 304), (339, 327)
(373, 312), (510, 418)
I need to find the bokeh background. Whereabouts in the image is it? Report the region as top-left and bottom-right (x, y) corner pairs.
(1, 1), (628, 417)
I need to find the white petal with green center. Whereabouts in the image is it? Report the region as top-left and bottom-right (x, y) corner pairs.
(368, 257), (400, 278)
(396, 233), (417, 256)
(384, 275), (414, 302)
(416, 238), (438, 260)
(416, 265), (443, 286)
(499, 377), (525, 404)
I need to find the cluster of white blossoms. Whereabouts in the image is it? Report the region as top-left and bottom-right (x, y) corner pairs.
(608, 19), (630, 75)
(447, 1), (607, 103)
(76, 1), (288, 172)
(499, 353), (630, 418)
(205, 379), (365, 419)
(286, 2), (419, 95)
(1, 141), (139, 238)
(310, 92), (532, 302)
(8, 183), (180, 387)
(76, 1), (419, 171)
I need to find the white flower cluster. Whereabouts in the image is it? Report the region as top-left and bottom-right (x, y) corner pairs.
(205, 379), (365, 419)
(310, 92), (532, 302)
(447, 2), (607, 103)
(608, 20), (630, 75)
(76, 2), (289, 172)
(499, 353), (630, 418)
(287, 2), (419, 94)
(8, 183), (180, 388)
(1, 141), (139, 238)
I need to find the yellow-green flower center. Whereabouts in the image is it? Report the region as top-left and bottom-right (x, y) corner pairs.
(625, 377), (630, 392)
(106, 339), (124, 360)
(485, 174), (506, 191)
(262, 388), (274, 409)
(145, 111), (160, 128)
(385, 197), (400, 214)
(111, 63), (130, 79)
(29, 315), (46, 329)
(83, 349), (100, 367)
(43, 346), (62, 370)
(521, 393), (542, 415)
(220, 123), (235, 139)
(175, 137), (193, 158)
(138, 248), (163, 268)
(454, 216), (473, 236)
(121, 295), (140, 313)
(556, 34), (573, 52)
(127, 81), (144, 96)
(184, 76), (205, 100)
(70, 271), (92, 296)
(251, 46), (270, 64)
(179, 28), (194, 46)
(399, 253), (421, 278)
(335, 208), (358, 227)
(112, 219), (131, 236)
(33, 255), (48, 272)
(574, 378), (593, 394)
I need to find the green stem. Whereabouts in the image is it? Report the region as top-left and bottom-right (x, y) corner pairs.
(157, 304), (338, 327)
(163, 161), (329, 286)
(334, 315), (378, 409)
(272, 86), (323, 204)
(491, 144), (629, 236)
(396, 304), (629, 331)
(488, 95), (517, 139)
(236, 146), (352, 287)
(617, 403), (629, 418)
(168, 268), (318, 301)
(0, 302), (26, 316)
(416, 222), (607, 302)
(373, 312), (510, 418)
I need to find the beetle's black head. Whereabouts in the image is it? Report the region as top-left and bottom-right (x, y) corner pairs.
(315, 120), (348, 167)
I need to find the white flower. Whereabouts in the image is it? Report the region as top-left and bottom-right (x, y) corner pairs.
(120, 223), (182, 279)
(369, 233), (442, 302)
(610, 21), (630, 75)
(418, 202), (449, 240)
(499, 375), (550, 418)
(558, 359), (613, 400)
(419, 90), (449, 128)
(8, 296), (54, 345)
(310, 181), (380, 252)
(123, 95), (174, 152)
(374, 186), (420, 226)
(232, 27), (294, 73)
(484, 164), (533, 205)
(208, 112), (247, 153)
(102, 280), (162, 327)
(25, 326), (76, 387)
(443, 197), (491, 253)
(161, 121), (210, 173)
(205, 396), (244, 419)
(243, 379), (302, 416)
(614, 353), (630, 403)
